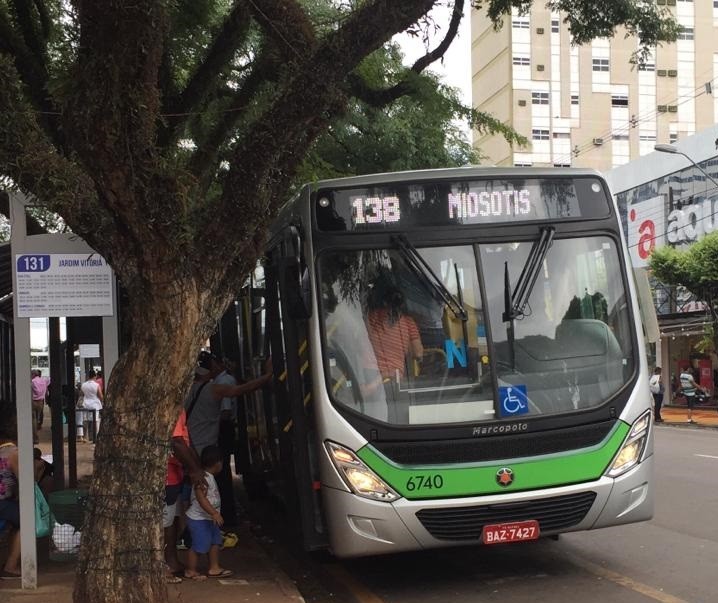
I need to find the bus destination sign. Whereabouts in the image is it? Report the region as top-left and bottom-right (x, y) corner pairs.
(315, 178), (609, 232)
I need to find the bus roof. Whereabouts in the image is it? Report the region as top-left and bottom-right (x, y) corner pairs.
(301, 166), (605, 192)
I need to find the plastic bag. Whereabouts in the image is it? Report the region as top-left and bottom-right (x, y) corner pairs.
(52, 522), (82, 553)
(34, 484), (51, 538)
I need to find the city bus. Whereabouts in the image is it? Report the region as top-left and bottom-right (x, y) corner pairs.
(229, 167), (653, 557)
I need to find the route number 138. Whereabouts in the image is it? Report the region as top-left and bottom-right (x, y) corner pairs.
(351, 196), (401, 225)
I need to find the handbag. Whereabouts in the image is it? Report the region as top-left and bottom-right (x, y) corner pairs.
(34, 483), (51, 538)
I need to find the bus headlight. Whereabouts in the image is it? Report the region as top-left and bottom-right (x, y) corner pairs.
(606, 410), (651, 478)
(326, 441), (399, 502)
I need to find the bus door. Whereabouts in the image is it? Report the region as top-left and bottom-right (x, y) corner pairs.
(264, 227), (326, 551)
(232, 279), (278, 495)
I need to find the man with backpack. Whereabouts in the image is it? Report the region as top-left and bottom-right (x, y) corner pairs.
(649, 366), (664, 423)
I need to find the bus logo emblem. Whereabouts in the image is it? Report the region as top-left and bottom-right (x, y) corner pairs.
(496, 468), (514, 487)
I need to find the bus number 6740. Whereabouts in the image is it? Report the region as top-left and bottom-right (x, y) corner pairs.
(406, 475), (444, 491)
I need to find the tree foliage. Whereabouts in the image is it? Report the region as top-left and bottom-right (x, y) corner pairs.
(0, 1), (678, 602)
(649, 234), (718, 351)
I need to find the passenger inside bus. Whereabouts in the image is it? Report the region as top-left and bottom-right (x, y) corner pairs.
(363, 282), (423, 388)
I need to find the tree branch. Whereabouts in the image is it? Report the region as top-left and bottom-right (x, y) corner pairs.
(62, 0), (187, 259)
(248, 0), (316, 63)
(160, 1), (252, 146)
(0, 54), (122, 261)
(32, 0), (51, 41)
(198, 0), (437, 272)
(348, 0), (464, 107)
(10, 0), (45, 57)
(186, 60), (269, 189)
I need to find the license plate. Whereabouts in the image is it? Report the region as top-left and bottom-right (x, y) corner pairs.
(482, 520), (540, 545)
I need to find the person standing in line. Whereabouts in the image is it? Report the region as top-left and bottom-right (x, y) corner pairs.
(679, 365), (706, 424)
(31, 370), (48, 445)
(186, 351), (272, 456)
(215, 358), (239, 526)
(184, 445), (233, 580)
(649, 366), (664, 423)
(163, 406), (205, 583)
(80, 370), (103, 442)
(0, 423), (20, 579)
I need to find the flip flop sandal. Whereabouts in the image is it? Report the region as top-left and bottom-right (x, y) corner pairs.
(207, 569), (233, 578)
(166, 575), (182, 584)
(0, 570), (21, 580)
(183, 573), (207, 581)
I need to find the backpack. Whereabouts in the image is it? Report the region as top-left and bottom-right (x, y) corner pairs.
(649, 375), (661, 395)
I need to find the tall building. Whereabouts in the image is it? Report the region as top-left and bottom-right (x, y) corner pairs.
(471, 1), (717, 170)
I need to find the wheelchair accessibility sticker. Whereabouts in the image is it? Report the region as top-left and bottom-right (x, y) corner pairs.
(499, 385), (529, 417)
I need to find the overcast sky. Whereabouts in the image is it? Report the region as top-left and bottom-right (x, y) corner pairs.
(395, 3), (472, 115)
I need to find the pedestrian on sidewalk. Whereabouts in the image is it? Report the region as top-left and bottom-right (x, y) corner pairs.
(680, 366), (707, 423)
(164, 406), (205, 584)
(649, 367), (664, 422)
(184, 445), (234, 581)
(31, 370), (48, 445)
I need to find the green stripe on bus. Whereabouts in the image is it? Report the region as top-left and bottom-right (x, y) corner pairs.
(357, 421), (630, 499)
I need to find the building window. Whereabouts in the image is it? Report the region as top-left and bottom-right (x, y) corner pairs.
(553, 163), (571, 167)
(613, 134), (629, 140)
(512, 18), (530, 29)
(513, 56), (531, 66)
(514, 162), (533, 167)
(639, 135), (657, 141)
(638, 62), (655, 72)
(677, 27), (694, 41)
(592, 58), (610, 72)
(611, 95), (629, 107)
(571, 94), (579, 105)
(670, 133), (678, 143)
(531, 92), (549, 105)
(553, 132), (570, 139)
(551, 19), (560, 33)
(532, 129), (550, 140)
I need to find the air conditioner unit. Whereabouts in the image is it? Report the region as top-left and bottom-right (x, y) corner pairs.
(537, 64), (545, 71)
(667, 69), (677, 77)
(536, 27), (544, 34)
(518, 99), (527, 106)
(668, 105), (678, 113)
(657, 105), (667, 112)
(592, 138), (604, 146)
(657, 70), (667, 77)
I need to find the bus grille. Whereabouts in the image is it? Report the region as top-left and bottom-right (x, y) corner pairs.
(416, 491), (597, 541)
(373, 420), (615, 465)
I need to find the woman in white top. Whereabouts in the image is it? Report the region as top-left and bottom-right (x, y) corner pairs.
(77, 370), (103, 442)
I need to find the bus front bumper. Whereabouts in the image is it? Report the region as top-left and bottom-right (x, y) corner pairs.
(322, 453), (653, 558)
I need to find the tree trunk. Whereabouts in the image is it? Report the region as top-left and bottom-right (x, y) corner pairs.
(73, 282), (227, 603)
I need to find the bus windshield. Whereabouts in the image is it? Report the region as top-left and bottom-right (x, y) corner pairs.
(319, 236), (634, 426)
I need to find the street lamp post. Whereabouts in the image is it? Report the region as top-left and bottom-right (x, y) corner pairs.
(654, 143), (718, 189)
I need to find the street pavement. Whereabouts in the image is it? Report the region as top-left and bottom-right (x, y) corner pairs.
(659, 404), (718, 427)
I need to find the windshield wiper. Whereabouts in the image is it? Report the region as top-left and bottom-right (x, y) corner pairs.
(502, 226), (555, 322)
(392, 234), (468, 321)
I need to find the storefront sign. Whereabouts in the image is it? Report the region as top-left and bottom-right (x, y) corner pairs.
(627, 195), (665, 268)
(15, 253), (114, 318)
(627, 195), (718, 267)
(666, 197), (718, 244)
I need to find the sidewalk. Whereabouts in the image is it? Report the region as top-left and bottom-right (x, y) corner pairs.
(0, 410), (305, 603)
(658, 405), (718, 428)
